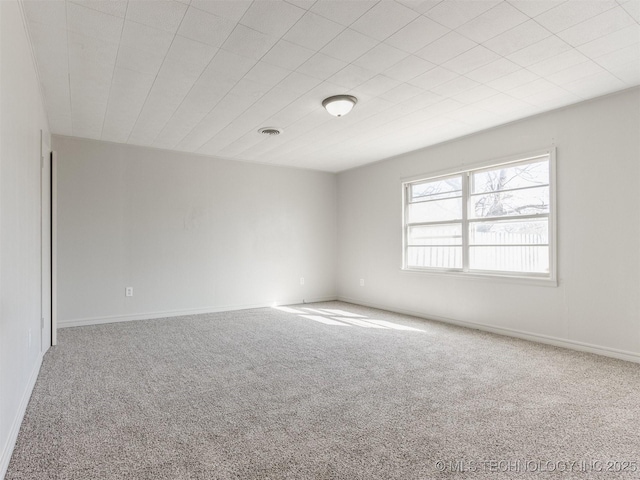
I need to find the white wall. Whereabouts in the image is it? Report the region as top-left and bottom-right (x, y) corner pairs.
(0, 0), (51, 476)
(337, 87), (640, 362)
(53, 136), (337, 326)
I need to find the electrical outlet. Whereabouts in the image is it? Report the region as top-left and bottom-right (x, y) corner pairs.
(125, 287), (134, 297)
(300, 277), (305, 286)
(360, 278), (365, 287)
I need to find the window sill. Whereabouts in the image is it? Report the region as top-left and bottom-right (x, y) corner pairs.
(400, 267), (558, 287)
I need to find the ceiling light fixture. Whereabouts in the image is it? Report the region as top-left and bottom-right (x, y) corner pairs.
(322, 95), (357, 117)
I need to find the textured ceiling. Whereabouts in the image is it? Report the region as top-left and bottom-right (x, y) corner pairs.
(23, 0), (640, 172)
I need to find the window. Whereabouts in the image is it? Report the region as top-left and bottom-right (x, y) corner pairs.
(403, 150), (555, 282)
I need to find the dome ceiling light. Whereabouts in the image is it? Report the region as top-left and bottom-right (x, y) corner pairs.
(322, 95), (358, 117)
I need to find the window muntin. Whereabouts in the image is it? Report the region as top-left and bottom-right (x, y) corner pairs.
(408, 224), (462, 246)
(406, 223), (463, 269)
(407, 197), (462, 223)
(468, 219), (548, 245)
(406, 175), (463, 224)
(470, 186), (550, 219)
(470, 160), (549, 194)
(403, 153), (553, 279)
(410, 176), (462, 201)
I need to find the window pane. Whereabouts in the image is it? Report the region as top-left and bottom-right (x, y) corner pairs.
(410, 176), (462, 202)
(408, 224), (462, 246)
(403, 153), (554, 278)
(407, 197), (462, 223)
(469, 246), (549, 273)
(469, 220), (548, 245)
(407, 246), (462, 269)
(470, 186), (549, 218)
(471, 159), (548, 194)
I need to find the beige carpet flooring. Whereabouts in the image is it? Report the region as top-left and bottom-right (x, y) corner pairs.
(6, 301), (640, 479)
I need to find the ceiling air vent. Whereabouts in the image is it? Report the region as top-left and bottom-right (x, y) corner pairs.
(258, 127), (282, 136)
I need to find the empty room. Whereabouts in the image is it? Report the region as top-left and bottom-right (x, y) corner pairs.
(1, 0), (639, 478)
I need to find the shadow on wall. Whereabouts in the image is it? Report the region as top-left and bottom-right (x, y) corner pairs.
(273, 306), (425, 331)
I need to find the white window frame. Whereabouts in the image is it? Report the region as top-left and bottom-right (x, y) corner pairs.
(401, 148), (557, 286)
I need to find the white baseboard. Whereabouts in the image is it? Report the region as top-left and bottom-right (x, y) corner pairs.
(0, 352), (43, 480)
(58, 296), (338, 328)
(338, 296), (640, 364)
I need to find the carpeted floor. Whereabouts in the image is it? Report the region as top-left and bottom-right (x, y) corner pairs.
(6, 301), (640, 479)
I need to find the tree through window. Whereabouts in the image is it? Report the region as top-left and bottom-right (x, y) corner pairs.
(403, 151), (555, 280)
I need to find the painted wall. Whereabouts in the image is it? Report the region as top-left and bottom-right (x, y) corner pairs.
(0, 0), (51, 476)
(53, 136), (337, 326)
(337, 87), (640, 361)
